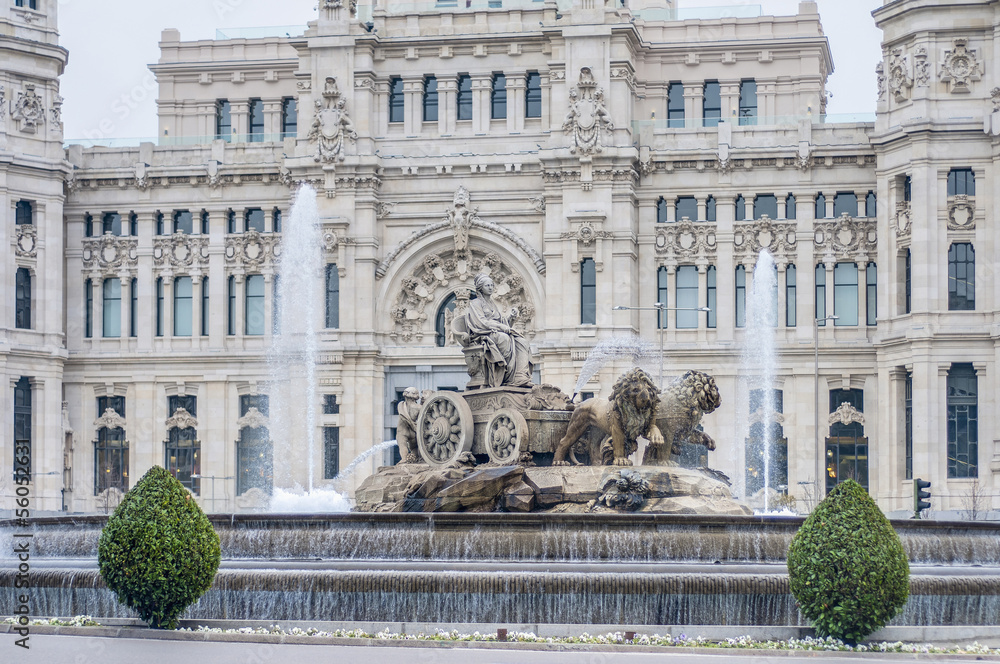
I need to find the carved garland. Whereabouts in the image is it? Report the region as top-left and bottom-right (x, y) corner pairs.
(15, 223), (38, 259)
(82, 236), (139, 275)
(654, 220), (718, 261)
(734, 217), (797, 264)
(813, 214), (877, 261)
(225, 229), (281, 271)
(153, 233), (210, 269)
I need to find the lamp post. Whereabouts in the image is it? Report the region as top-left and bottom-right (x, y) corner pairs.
(814, 315), (838, 494)
(613, 303), (712, 388)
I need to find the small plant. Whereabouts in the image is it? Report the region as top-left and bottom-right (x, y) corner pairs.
(787, 479), (909, 643)
(98, 466), (221, 629)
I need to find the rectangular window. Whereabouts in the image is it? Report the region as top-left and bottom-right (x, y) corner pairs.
(580, 258), (596, 325)
(703, 81), (721, 127)
(15, 1), (39, 10)
(491, 73), (507, 119)
(201, 210), (210, 235)
(245, 274), (264, 336)
(130, 213), (138, 237)
(15, 200), (33, 225)
(734, 195), (746, 221)
(245, 208), (265, 233)
(815, 193), (826, 219)
(675, 196), (697, 222)
(785, 193), (796, 219)
(173, 210), (192, 235)
(272, 274), (281, 335)
(323, 394), (340, 415)
(656, 198), (668, 224)
(904, 249), (911, 314)
(98, 395), (126, 417)
(174, 276), (193, 336)
(130, 278), (138, 338)
(15, 268), (31, 330)
(754, 194), (777, 220)
(738, 79), (757, 125)
(324, 427), (340, 479)
(13, 377), (31, 479)
(785, 265), (797, 327)
(102, 212), (122, 236)
(156, 212), (165, 236)
(706, 266), (717, 329)
(216, 100), (232, 141)
(85, 214), (93, 237)
(85, 278), (93, 338)
(827, 388), (867, 492)
(281, 97), (298, 137)
(248, 98), (264, 141)
(903, 175), (911, 202)
(166, 425), (200, 495)
(457, 74), (472, 121)
(865, 191), (877, 217)
(833, 262), (858, 326)
(947, 168), (975, 196)
(325, 264), (340, 329)
(904, 371), (913, 480)
(156, 277), (164, 337)
(833, 192), (858, 218)
(95, 394), (128, 495)
(388, 77), (404, 123)
(676, 266), (699, 329)
(525, 72), (542, 118)
(735, 266), (746, 328)
(272, 209), (282, 233)
(103, 278), (121, 338)
(422, 76), (438, 122)
(866, 263), (877, 326)
(657, 266), (668, 329)
(227, 209), (236, 234)
(667, 81), (684, 128)
(706, 196), (717, 222)
(227, 276), (236, 335)
(947, 363), (978, 478)
(948, 242), (975, 310)
(201, 277), (209, 336)
(815, 264), (826, 324)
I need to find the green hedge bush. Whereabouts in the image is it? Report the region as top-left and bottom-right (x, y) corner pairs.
(98, 466), (221, 629)
(787, 479), (909, 642)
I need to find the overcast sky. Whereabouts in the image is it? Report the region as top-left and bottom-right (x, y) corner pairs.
(58, 0), (882, 140)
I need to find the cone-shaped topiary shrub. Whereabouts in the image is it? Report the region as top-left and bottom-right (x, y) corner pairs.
(98, 466), (221, 629)
(787, 479), (909, 642)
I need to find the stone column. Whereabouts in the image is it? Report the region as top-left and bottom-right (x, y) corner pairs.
(825, 195), (835, 219)
(697, 197), (707, 222)
(263, 272), (274, 344)
(163, 273), (174, 338)
(825, 262), (835, 324)
(191, 274), (203, 347)
(119, 271), (131, 344)
(234, 272), (246, 346)
(264, 98), (283, 138)
(856, 190), (868, 218)
(439, 77), (457, 135)
(777, 263), (787, 328)
(683, 82), (703, 129)
(93, 275), (104, 339)
(402, 76), (422, 136)
(508, 72), (525, 133)
(472, 74), (492, 134)
(858, 260), (868, 326)
(777, 197), (787, 220)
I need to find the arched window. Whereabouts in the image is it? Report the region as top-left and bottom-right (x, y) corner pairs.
(15, 268), (30, 329)
(705, 196), (717, 222)
(833, 192), (858, 218)
(753, 194), (777, 220)
(734, 194), (746, 221)
(95, 395), (128, 495)
(815, 193), (827, 219)
(675, 196), (697, 222)
(656, 197), (668, 223)
(785, 193), (796, 219)
(436, 293), (459, 347)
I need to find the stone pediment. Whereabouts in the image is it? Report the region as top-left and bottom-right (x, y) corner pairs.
(237, 407), (269, 430)
(95, 408), (126, 431)
(166, 407), (198, 431)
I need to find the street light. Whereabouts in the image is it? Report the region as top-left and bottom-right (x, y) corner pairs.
(815, 315), (838, 494)
(614, 302), (712, 388)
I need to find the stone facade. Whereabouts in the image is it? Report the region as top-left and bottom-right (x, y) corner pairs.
(2, 0), (997, 516)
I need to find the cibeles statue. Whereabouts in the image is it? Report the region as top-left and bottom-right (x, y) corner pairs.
(452, 273), (533, 389)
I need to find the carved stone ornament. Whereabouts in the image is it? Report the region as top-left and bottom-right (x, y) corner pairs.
(165, 407), (198, 431)
(813, 214), (877, 260)
(133, 163), (151, 191)
(560, 224), (613, 246)
(749, 409), (786, 427)
(447, 186), (479, 256)
(829, 402), (865, 427)
(82, 236), (139, 274)
(528, 196), (546, 213)
(875, 62), (885, 102)
(95, 408), (127, 432)
(716, 143), (733, 174)
(654, 219), (717, 260)
(237, 406), (269, 430)
(562, 67), (615, 156)
(992, 87), (1000, 113)
(733, 217), (797, 263)
(887, 48), (913, 103)
(940, 38), (983, 94)
(225, 229), (280, 271)
(308, 77), (357, 163)
(894, 201), (912, 238)
(389, 248), (535, 344)
(15, 223), (37, 259)
(153, 233), (209, 268)
(12, 83), (45, 133)
(50, 94), (64, 129)
(375, 201), (396, 219)
(914, 46), (931, 87)
(947, 194), (975, 230)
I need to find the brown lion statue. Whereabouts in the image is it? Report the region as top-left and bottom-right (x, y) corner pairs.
(552, 368), (663, 467)
(643, 370), (721, 465)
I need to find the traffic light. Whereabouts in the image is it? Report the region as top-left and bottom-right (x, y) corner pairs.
(913, 478), (931, 518)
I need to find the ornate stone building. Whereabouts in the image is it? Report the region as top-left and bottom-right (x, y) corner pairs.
(2, 0), (997, 516)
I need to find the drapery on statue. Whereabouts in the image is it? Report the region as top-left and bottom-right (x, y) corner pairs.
(395, 387), (421, 463)
(453, 273), (533, 388)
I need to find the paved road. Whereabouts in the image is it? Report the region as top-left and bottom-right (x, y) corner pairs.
(10, 635), (992, 664)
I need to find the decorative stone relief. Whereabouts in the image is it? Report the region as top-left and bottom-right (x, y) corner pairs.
(940, 38), (983, 94)
(992, 87), (1000, 112)
(947, 195), (975, 230)
(236, 407), (269, 430)
(15, 223), (37, 259)
(813, 214), (877, 260)
(95, 408), (127, 432)
(447, 186), (478, 256)
(225, 229), (280, 272)
(153, 233), (210, 268)
(829, 402), (865, 427)
(308, 76), (357, 163)
(133, 163), (151, 191)
(12, 83), (45, 133)
(887, 48), (912, 103)
(875, 62), (885, 102)
(528, 196), (546, 213)
(375, 201), (396, 219)
(50, 94), (64, 130)
(796, 143), (813, 171)
(322, 227), (356, 277)
(560, 223), (613, 246)
(562, 67), (614, 156)
(749, 410), (786, 427)
(894, 202), (912, 238)
(733, 217), (797, 263)
(914, 46), (930, 87)
(654, 220), (717, 260)
(82, 236), (139, 274)
(389, 247), (535, 343)
(165, 407), (198, 431)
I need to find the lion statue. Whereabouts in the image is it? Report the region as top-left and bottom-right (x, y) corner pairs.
(552, 368), (663, 467)
(643, 370), (721, 465)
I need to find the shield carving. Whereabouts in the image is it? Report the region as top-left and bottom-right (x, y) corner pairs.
(575, 99), (597, 130)
(319, 108), (342, 139)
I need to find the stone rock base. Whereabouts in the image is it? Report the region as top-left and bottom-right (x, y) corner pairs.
(354, 463), (751, 515)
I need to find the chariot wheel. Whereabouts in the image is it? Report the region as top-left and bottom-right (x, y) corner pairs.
(485, 408), (527, 465)
(416, 391), (475, 466)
